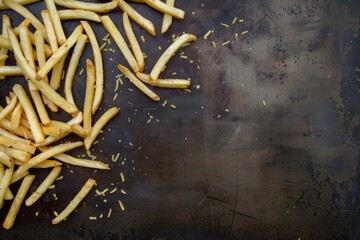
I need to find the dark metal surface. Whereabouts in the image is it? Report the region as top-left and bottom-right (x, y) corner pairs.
(1, 0), (360, 239)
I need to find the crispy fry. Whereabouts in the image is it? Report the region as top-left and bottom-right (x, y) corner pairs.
(136, 72), (190, 88)
(54, 0), (117, 13)
(101, 15), (140, 73)
(0, 145), (31, 162)
(83, 59), (96, 135)
(25, 166), (61, 206)
(144, 0), (185, 19)
(33, 160), (62, 168)
(123, 12), (145, 71)
(0, 0), (39, 10)
(0, 135), (36, 154)
(0, 66), (22, 76)
(0, 151), (13, 168)
(0, 118), (33, 140)
(71, 124), (86, 138)
(41, 10), (58, 52)
(36, 25), (83, 80)
(58, 10), (101, 22)
(49, 53), (68, 90)
(117, 64), (160, 101)
(84, 107), (119, 150)
(10, 170), (29, 185)
(44, 0), (66, 45)
(150, 33), (196, 83)
(52, 178), (96, 224)
(0, 127), (31, 144)
(12, 18), (31, 36)
(42, 125), (61, 137)
(118, 0), (156, 36)
(0, 96), (17, 121)
(3, 174), (35, 229)
(64, 34), (87, 106)
(48, 120), (72, 132)
(0, 163), (13, 201)
(161, 0), (175, 34)
(80, 21), (103, 115)
(0, 15), (11, 80)
(0, 162), (14, 209)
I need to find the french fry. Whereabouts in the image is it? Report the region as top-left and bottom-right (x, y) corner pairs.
(118, 0), (156, 36)
(136, 72), (190, 88)
(54, 0), (117, 13)
(12, 18), (31, 36)
(15, 141), (83, 176)
(64, 34), (87, 106)
(0, 151), (13, 168)
(41, 10), (58, 52)
(3, 174), (35, 229)
(144, 0), (185, 19)
(58, 10), (101, 22)
(49, 53), (68, 90)
(44, 0), (66, 45)
(71, 124), (86, 138)
(0, 162), (14, 209)
(0, 135), (36, 154)
(0, 66), (22, 76)
(84, 107), (119, 150)
(0, 145), (31, 162)
(161, 0), (175, 34)
(0, 0), (40, 10)
(0, 118), (34, 140)
(25, 166), (61, 207)
(0, 163), (13, 201)
(0, 126), (31, 144)
(149, 33), (196, 83)
(80, 21), (103, 115)
(42, 125), (61, 137)
(33, 160), (62, 168)
(0, 15), (11, 80)
(123, 12), (145, 72)
(52, 178), (96, 224)
(0, 96), (17, 121)
(83, 59), (95, 136)
(36, 25), (83, 80)
(48, 120), (72, 132)
(0, 37), (12, 49)
(117, 64), (160, 101)
(2, 0), (45, 32)
(10, 170), (29, 185)
(13, 84), (45, 143)
(101, 15), (140, 73)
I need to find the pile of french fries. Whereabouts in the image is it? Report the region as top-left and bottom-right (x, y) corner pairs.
(0, 0), (197, 229)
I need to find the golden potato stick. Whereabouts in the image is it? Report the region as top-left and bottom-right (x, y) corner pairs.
(26, 32), (53, 57)
(84, 107), (119, 150)
(44, 0), (66, 45)
(0, 96), (17, 121)
(49, 120), (72, 132)
(117, 65), (160, 101)
(0, 151), (13, 168)
(54, 0), (117, 13)
(0, 0), (39, 10)
(52, 178), (96, 225)
(144, 0), (184, 19)
(0, 54), (8, 61)
(118, 0), (155, 36)
(0, 127), (31, 144)
(3, 174), (35, 229)
(10, 170), (29, 185)
(58, 10), (101, 22)
(41, 10), (58, 52)
(64, 34), (87, 106)
(101, 16), (140, 73)
(123, 13), (145, 71)
(2, 0), (45, 32)
(0, 37), (11, 49)
(0, 15), (11, 80)
(0, 162), (12, 201)
(0, 66), (23, 76)
(136, 72), (190, 88)
(49, 53), (68, 90)
(8, 27), (78, 114)
(161, 0), (175, 34)
(15, 141), (83, 176)
(36, 25), (83, 80)
(12, 18), (31, 36)
(13, 84), (45, 143)
(0, 118), (33, 140)
(33, 160), (62, 168)
(80, 21), (103, 115)
(83, 59), (95, 136)
(0, 162), (14, 209)
(150, 33), (197, 83)
(25, 166), (61, 206)
(42, 125), (60, 137)
(0, 136), (36, 154)
(0, 146), (31, 162)
(71, 124), (86, 138)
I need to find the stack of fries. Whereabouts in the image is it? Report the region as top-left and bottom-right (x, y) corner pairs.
(0, 0), (197, 229)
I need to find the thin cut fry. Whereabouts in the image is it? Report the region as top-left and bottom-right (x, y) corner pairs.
(42, 125), (60, 137)
(0, 96), (17, 121)
(84, 107), (119, 150)
(83, 59), (95, 135)
(33, 160), (62, 168)
(0, 162), (14, 209)
(71, 124), (86, 138)
(0, 0), (39, 10)
(0, 66), (22, 76)
(0, 163), (13, 201)
(118, 0), (156, 36)
(49, 53), (68, 90)
(41, 10), (58, 52)
(150, 33), (196, 83)
(136, 72), (190, 88)
(0, 127), (31, 144)
(25, 166), (62, 206)
(101, 16), (140, 73)
(58, 10), (101, 22)
(54, 0), (117, 13)
(0, 15), (11, 80)
(11, 102), (22, 128)
(144, 0), (185, 19)
(0, 151), (13, 167)
(161, 0), (175, 34)
(123, 13), (145, 72)
(10, 170), (29, 185)
(80, 21), (103, 115)
(44, 0), (66, 44)
(0, 145), (31, 162)
(0, 118), (33, 140)
(117, 64), (160, 101)
(12, 18), (31, 36)
(52, 178), (96, 224)
(0, 135), (36, 153)
(48, 120), (72, 132)
(3, 174), (35, 229)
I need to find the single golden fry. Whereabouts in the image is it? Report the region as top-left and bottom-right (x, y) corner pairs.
(117, 64), (160, 101)
(0, 0), (39, 10)
(161, 0), (175, 34)
(49, 120), (72, 132)
(123, 12), (145, 72)
(32, 160), (62, 168)
(150, 33), (196, 83)
(44, 0), (66, 45)
(25, 166), (61, 206)
(54, 0), (117, 13)
(0, 66), (22, 76)
(10, 170), (29, 185)
(0, 151), (13, 168)
(12, 18), (31, 36)
(0, 96), (17, 121)
(71, 124), (86, 138)
(83, 59), (96, 135)
(41, 10), (58, 52)
(0, 145), (31, 162)
(52, 178), (96, 224)
(84, 107), (119, 150)
(0, 118), (34, 140)
(49, 53), (68, 90)
(0, 162), (14, 209)
(0, 126), (31, 145)
(0, 15), (11, 80)
(64, 34), (88, 106)
(80, 21), (103, 115)
(136, 72), (190, 89)
(0, 37), (12, 49)
(0, 163), (13, 201)
(58, 10), (101, 22)
(101, 16), (140, 73)
(42, 125), (61, 137)
(36, 25), (83, 80)
(3, 174), (35, 229)
(0, 135), (36, 154)
(118, 0), (156, 36)
(144, 0), (185, 19)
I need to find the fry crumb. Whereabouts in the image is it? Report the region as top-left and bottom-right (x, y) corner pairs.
(239, 19), (244, 22)
(141, 35), (145, 43)
(107, 208), (112, 218)
(262, 100), (266, 106)
(235, 33), (239, 42)
(222, 40), (230, 46)
(99, 214), (103, 219)
(232, 17), (238, 24)
(79, 68), (84, 75)
(162, 100), (168, 107)
(225, 108), (230, 112)
(89, 216), (97, 220)
(49, 185), (55, 189)
(118, 200), (125, 211)
(56, 176), (63, 181)
(171, 104), (177, 109)
(212, 41), (217, 48)
(35, 212), (39, 216)
(203, 30), (212, 40)
(180, 55), (188, 59)
(120, 172), (125, 182)
(241, 30), (249, 35)
(110, 187), (117, 194)
(54, 211), (59, 217)
(221, 23), (229, 28)
(172, 72), (177, 76)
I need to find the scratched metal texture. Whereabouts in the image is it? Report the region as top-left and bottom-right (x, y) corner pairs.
(1, 0), (360, 239)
